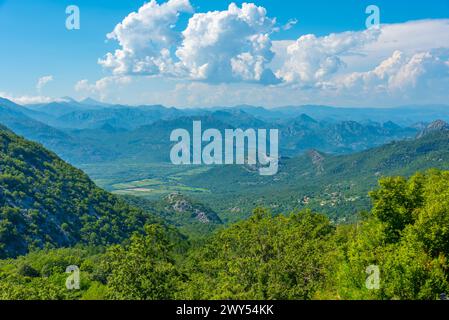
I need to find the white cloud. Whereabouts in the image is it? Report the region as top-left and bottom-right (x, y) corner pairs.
(36, 75), (54, 92)
(275, 29), (380, 85)
(340, 19), (449, 73)
(282, 18), (298, 31)
(99, 0), (193, 75)
(92, 4), (449, 107)
(0, 92), (62, 105)
(100, 1), (278, 84)
(340, 49), (449, 97)
(175, 2), (278, 84)
(75, 76), (132, 100)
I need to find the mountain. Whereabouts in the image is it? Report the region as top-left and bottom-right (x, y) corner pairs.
(272, 104), (449, 125)
(25, 101), (87, 118)
(278, 115), (417, 156)
(0, 125), (159, 258)
(25, 98), (109, 118)
(178, 120), (449, 223)
(0, 99), (117, 164)
(20, 99), (449, 127)
(2, 97), (443, 197)
(67, 111), (417, 164)
(0, 98), (72, 146)
(21, 98), (187, 130)
(45, 105), (187, 130)
(0, 97), (47, 120)
(209, 109), (267, 128)
(9, 98), (428, 160)
(79, 97), (112, 108)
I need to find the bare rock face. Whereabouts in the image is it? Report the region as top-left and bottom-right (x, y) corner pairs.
(417, 120), (449, 139)
(163, 193), (221, 224)
(195, 210), (210, 224)
(307, 149), (325, 174)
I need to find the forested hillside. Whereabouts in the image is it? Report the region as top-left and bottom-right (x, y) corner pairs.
(0, 125), (159, 258)
(1, 170), (449, 300)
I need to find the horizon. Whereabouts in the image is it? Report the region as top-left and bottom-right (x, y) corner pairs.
(3, 94), (449, 111)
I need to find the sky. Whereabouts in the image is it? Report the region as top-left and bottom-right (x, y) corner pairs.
(0, 0), (449, 107)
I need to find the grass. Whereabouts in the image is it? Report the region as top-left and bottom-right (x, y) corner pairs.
(95, 164), (212, 199)
(111, 178), (164, 189)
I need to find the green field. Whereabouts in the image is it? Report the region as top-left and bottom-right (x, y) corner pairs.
(79, 162), (212, 199)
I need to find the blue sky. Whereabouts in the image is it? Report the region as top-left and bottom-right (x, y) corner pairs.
(1, 0), (449, 107)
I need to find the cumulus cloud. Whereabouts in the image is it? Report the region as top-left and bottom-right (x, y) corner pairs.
(92, 1), (449, 106)
(175, 2), (278, 84)
(75, 76), (132, 100)
(99, 0), (193, 75)
(275, 29), (380, 86)
(100, 1), (278, 84)
(340, 49), (449, 97)
(36, 75), (54, 92)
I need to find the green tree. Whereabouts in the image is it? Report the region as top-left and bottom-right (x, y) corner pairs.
(178, 208), (335, 300)
(103, 225), (180, 300)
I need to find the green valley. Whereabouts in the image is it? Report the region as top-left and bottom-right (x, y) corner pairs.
(2, 102), (449, 301)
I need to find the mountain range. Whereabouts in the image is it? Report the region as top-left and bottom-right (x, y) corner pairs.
(1, 97), (437, 165)
(2, 96), (449, 227)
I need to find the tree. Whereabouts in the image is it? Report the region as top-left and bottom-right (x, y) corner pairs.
(103, 225), (180, 300)
(178, 208), (335, 300)
(332, 170), (449, 300)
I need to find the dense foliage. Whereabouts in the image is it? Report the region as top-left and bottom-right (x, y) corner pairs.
(177, 208), (334, 300)
(1, 169), (449, 300)
(330, 170), (449, 299)
(0, 126), (160, 258)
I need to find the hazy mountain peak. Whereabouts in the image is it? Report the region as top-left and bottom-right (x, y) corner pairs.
(60, 96), (78, 103)
(296, 114), (317, 123)
(383, 121), (401, 130)
(427, 119), (449, 130)
(0, 97), (22, 109)
(80, 97), (111, 107)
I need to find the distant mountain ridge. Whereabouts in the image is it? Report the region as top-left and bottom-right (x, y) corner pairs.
(0, 98), (118, 164)
(416, 119), (449, 138)
(2, 97), (424, 165)
(9, 96), (449, 126)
